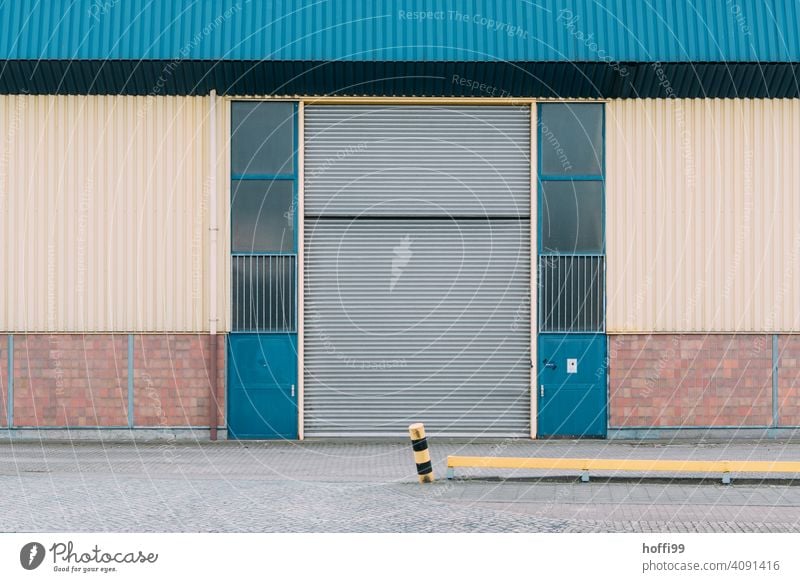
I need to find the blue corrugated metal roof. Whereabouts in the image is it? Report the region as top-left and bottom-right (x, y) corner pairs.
(1, 0), (799, 63)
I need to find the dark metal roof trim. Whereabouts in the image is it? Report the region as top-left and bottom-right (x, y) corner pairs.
(1, 60), (798, 98)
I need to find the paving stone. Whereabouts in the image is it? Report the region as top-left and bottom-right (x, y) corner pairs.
(0, 439), (799, 532)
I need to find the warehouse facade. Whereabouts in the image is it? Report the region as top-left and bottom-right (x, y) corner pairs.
(1, 1), (800, 439)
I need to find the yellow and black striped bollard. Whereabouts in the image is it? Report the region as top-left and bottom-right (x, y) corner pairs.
(408, 423), (434, 483)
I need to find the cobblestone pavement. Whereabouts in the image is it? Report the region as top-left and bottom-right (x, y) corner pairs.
(1, 439), (800, 532)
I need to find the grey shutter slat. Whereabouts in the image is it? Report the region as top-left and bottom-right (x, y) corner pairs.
(305, 106), (530, 217)
(303, 106), (530, 436)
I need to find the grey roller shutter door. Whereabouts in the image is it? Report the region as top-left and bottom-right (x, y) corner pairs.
(305, 106), (530, 217)
(304, 106), (530, 436)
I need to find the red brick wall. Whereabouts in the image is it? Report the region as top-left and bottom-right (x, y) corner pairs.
(609, 334), (773, 428)
(778, 336), (800, 426)
(0, 335), (7, 427)
(13, 334), (129, 427)
(132, 335), (225, 427)
(5, 334), (224, 428)
(5, 331), (795, 432)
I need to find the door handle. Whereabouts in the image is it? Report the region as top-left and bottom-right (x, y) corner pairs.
(291, 384), (295, 398)
(542, 358), (556, 370)
(540, 384), (544, 398)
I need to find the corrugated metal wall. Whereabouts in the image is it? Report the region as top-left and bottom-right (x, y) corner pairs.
(607, 99), (800, 333)
(0, 95), (229, 332)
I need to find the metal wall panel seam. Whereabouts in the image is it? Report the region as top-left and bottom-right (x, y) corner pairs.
(127, 334), (134, 428)
(5, 335), (11, 427)
(773, 334), (779, 428)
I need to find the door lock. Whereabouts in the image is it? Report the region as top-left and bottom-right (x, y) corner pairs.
(567, 358), (578, 374)
(542, 358), (556, 370)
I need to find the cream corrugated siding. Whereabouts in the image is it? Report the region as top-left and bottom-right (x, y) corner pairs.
(607, 99), (800, 333)
(0, 95), (229, 332)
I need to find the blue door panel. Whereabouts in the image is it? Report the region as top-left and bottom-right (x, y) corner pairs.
(230, 334), (297, 385)
(537, 334), (607, 437)
(228, 334), (298, 439)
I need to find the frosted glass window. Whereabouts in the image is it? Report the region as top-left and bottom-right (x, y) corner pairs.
(231, 180), (294, 253)
(232, 101), (295, 175)
(540, 103), (603, 176)
(541, 181), (603, 253)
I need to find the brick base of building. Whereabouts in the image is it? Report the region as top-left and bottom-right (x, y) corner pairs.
(609, 334), (799, 429)
(6, 332), (798, 437)
(2, 334), (224, 431)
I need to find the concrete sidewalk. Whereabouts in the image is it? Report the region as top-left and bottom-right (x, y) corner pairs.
(1, 439), (799, 532)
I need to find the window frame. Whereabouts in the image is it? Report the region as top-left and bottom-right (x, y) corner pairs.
(537, 102), (606, 334)
(230, 100), (297, 178)
(230, 100), (299, 333)
(540, 179), (604, 255)
(537, 102), (605, 257)
(230, 178), (297, 255)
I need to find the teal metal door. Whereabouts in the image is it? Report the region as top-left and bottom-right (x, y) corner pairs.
(228, 334), (298, 439)
(537, 334), (607, 437)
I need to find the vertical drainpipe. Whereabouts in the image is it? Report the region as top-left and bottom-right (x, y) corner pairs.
(208, 90), (219, 441)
